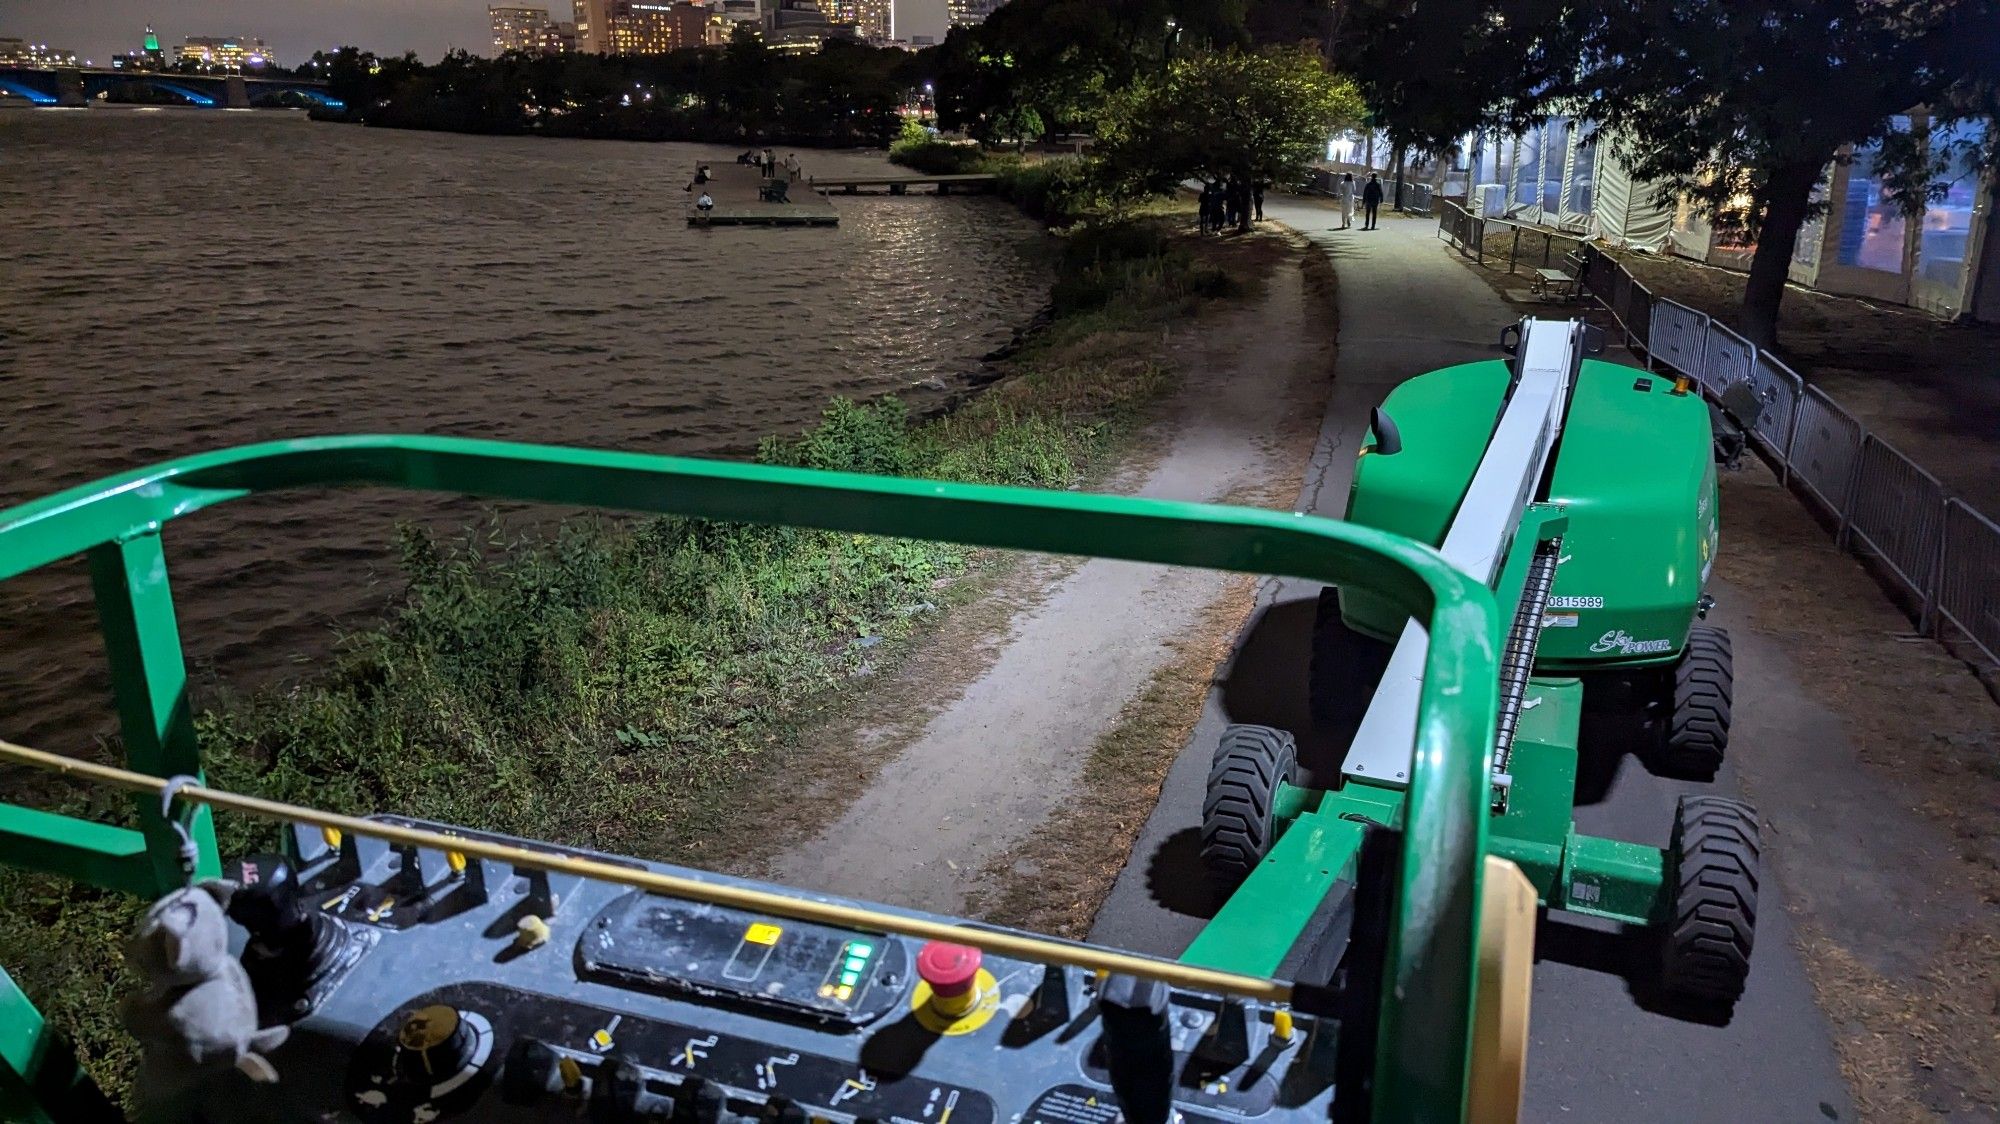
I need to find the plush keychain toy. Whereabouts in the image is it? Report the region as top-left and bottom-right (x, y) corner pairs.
(119, 880), (290, 1100)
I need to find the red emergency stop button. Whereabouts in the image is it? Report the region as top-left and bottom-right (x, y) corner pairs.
(917, 941), (982, 999)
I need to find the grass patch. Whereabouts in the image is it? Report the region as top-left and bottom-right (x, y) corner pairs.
(0, 209), (1227, 1110)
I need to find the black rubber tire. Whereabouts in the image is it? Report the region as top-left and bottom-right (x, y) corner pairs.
(1200, 724), (1298, 890)
(1308, 586), (1393, 730)
(1661, 795), (1760, 1005)
(1656, 626), (1733, 779)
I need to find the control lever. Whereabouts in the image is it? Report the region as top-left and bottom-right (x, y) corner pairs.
(592, 1056), (673, 1121)
(674, 1077), (726, 1124)
(1097, 974), (1175, 1124)
(225, 853), (349, 1021)
(1193, 998), (1251, 1070)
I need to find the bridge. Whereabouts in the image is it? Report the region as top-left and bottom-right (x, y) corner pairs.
(0, 66), (343, 110)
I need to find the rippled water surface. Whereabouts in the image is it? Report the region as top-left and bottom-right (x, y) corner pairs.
(0, 108), (1051, 749)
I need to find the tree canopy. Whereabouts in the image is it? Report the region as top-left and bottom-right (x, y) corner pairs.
(1332, 0), (2000, 345)
(925, 0), (1252, 144)
(307, 38), (916, 146)
(1096, 45), (1362, 222)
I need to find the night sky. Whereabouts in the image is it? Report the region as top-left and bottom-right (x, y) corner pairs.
(3, 0), (489, 65)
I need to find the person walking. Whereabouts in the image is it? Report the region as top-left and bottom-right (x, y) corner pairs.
(1362, 173), (1384, 230)
(1338, 172), (1354, 230)
(785, 153), (802, 182)
(1252, 181), (1265, 222)
(762, 148), (775, 177)
(1199, 180), (1221, 234)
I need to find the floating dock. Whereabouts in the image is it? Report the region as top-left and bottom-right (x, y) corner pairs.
(690, 205), (838, 227)
(810, 173), (1001, 196)
(685, 162), (838, 227)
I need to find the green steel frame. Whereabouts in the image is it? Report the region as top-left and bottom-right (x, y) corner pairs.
(0, 435), (1505, 1123)
(1186, 504), (1676, 1036)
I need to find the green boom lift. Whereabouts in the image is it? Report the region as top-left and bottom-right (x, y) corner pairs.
(0, 317), (1743, 1123)
(1195, 318), (1758, 1006)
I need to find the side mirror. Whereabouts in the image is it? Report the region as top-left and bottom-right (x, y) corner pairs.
(1369, 406), (1403, 456)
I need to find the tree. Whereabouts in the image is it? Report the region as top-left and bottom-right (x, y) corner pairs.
(1097, 45), (1362, 229)
(1568, 0), (2000, 346)
(1330, 0), (2000, 346)
(929, 0), (1250, 143)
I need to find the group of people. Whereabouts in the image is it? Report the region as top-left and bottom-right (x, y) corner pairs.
(1197, 177), (1265, 234)
(1336, 171), (1386, 231)
(738, 148), (804, 182)
(690, 163), (716, 214)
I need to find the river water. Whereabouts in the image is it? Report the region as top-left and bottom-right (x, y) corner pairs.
(0, 107), (1051, 751)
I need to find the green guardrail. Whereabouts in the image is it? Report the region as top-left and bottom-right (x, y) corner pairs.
(0, 435), (1501, 1122)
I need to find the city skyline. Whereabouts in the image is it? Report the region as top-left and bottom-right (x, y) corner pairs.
(4, 0), (994, 64)
(1, 0), (488, 66)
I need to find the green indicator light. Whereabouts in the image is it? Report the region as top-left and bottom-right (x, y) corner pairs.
(848, 942), (873, 957)
(840, 971), (860, 985)
(846, 957), (867, 972)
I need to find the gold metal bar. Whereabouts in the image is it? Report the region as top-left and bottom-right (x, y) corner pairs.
(0, 738), (1291, 1002)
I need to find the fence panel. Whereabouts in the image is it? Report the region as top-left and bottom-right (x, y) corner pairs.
(1583, 246), (1617, 298)
(1788, 385), (1865, 518)
(1397, 182), (1433, 214)
(1618, 277), (1652, 350)
(1845, 436), (1946, 611)
(1700, 321), (1756, 395)
(1938, 500), (2000, 667)
(1647, 299), (1709, 378)
(1745, 353), (1803, 459)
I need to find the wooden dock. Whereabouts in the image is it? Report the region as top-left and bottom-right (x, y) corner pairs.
(685, 161), (838, 228)
(691, 205), (838, 227)
(810, 173), (1001, 196)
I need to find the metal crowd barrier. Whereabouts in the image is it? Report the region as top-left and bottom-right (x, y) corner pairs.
(1940, 502), (2000, 668)
(1396, 181), (1434, 215)
(1565, 243), (2000, 670)
(1436, 199), (1485, 262)
(1787, 387), (1866, 520)
(1842, 436), (1947, 623)
(1648, 300), (1709, 379)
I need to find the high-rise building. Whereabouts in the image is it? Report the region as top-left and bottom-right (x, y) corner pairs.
(539, 21), (580, 53)
(573, 0), (712, 54)
(172, 36), (275, 71)
(890, 0), (948, 44)
(490, 7), (555, 54)
(846, 0), (890, 41)
(945, 0), (1000, 28)
(764, 0), (834, 53)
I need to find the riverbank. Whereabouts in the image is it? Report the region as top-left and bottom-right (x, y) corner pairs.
(0, 209), (1246, 1105)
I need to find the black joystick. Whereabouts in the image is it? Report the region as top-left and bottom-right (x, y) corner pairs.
(1098, 974), (1175, 1124)
(226, 853), (348, 1021)
(394, 1005), (479, 1084)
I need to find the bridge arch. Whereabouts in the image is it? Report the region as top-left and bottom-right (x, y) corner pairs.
(87, 76), (218, 107)
(248, 84), (346, 110)
(0, 79), (58, 105)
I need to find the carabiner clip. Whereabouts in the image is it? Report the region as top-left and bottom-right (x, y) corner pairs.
(158, 775), (204, 885)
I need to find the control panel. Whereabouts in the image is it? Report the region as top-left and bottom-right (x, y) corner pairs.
(187, 817), (1342, 1124)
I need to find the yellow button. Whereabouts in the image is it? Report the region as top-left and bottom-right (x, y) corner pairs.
(744, 922), (783, 946)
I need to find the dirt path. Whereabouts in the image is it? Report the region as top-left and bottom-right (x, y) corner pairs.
(758, 238), (1329, 915)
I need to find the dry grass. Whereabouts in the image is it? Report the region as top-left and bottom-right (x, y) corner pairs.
(1716, 463), (2000, 1120)
(1609, 250), (2000, 515)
